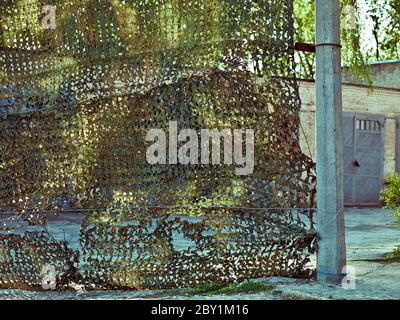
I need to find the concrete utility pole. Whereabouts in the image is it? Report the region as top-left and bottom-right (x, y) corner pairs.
(315, 0), (346, 283)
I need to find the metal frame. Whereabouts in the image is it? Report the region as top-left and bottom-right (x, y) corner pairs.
(343, 113), (356, 206)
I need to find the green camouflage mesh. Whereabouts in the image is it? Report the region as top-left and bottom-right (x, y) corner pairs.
(0, 0), (316, 291)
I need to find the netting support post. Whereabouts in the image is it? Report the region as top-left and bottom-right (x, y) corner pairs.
(315, 0), (346, 283)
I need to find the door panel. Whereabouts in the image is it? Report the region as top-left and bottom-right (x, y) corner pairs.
(344, 174), (354, 206)
(343, 113), (384, 207)
(354, 176), (382, 204)
(343, 114), (355, 206)
(356, 132), (382, 147)
(355, 148), (382, 176)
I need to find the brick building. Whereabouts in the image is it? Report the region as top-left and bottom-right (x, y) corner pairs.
(299, 60), (400, 207)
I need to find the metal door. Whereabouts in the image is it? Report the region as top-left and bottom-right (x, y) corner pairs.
(343, 114), (356, 206)
(343, 113), (385, 207)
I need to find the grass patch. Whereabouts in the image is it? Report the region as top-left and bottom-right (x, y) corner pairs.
(195, 282), (224, 294)
(194, 281), (276, 296)
(352, 246), (400, 264)
(384, 246), (400, 263)
(272, 289), (283, 296)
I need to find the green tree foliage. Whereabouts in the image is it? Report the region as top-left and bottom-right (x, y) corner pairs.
(294, 0), (399, 80)
(380, 173), (400, 259)
(293, 0), (315, 78)
(382, 0), (400, 58)
(341, 0), (372, 85)
(380, 173), (400, 226)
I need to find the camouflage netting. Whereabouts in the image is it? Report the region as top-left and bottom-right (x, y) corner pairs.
(0, 0), (317, 290)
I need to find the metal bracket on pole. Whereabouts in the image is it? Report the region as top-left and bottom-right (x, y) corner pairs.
(294, 42), (316, 53)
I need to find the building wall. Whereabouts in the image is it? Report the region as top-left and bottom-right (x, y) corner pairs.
(298, 80), (400, 176)
(343, 60), (400, 90)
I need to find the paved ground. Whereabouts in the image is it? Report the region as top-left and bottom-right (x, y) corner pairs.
(0, 208), (399, 300)
(257, 208), (400, 300)
(345, 208), (399, 260)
